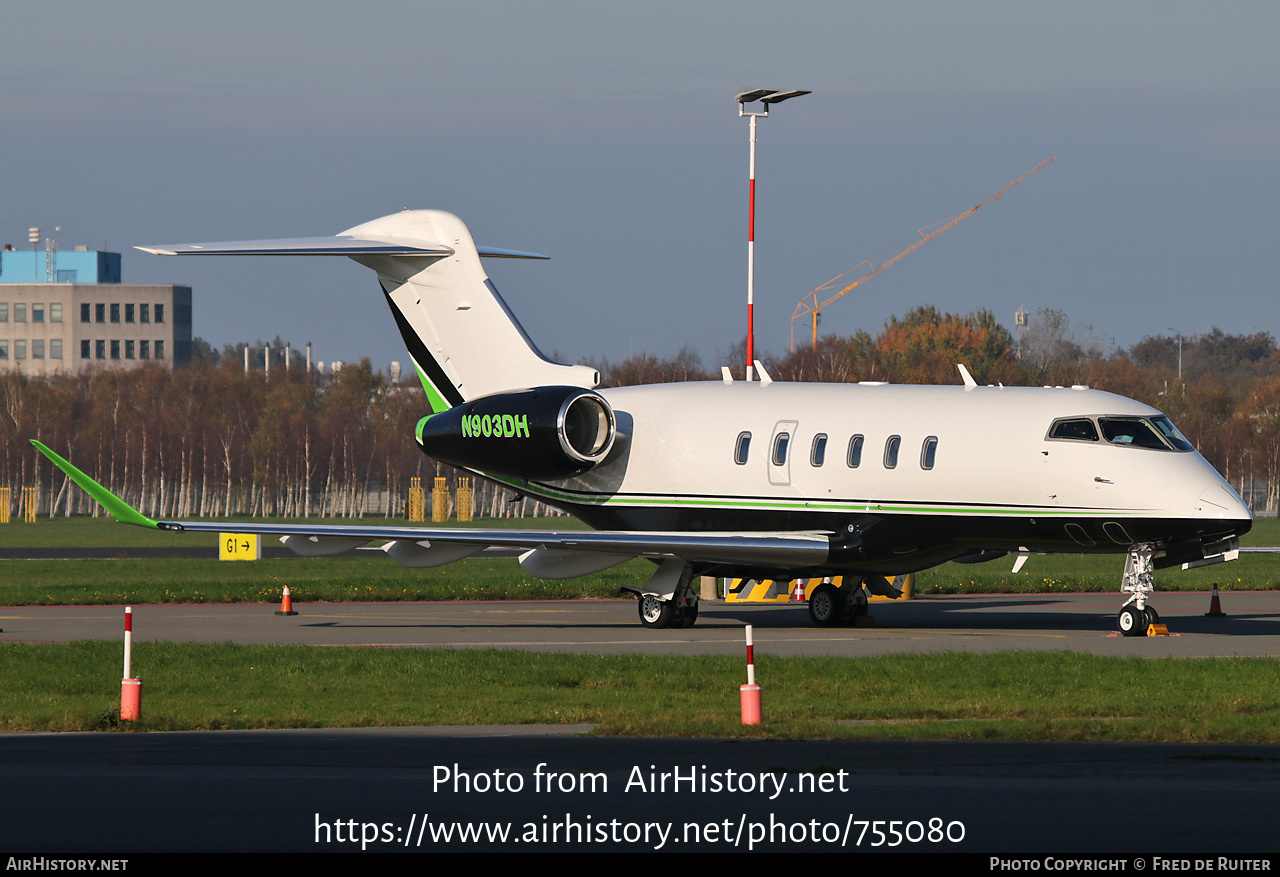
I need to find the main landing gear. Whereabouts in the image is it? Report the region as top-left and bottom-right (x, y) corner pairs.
(807, 577), (869, 627)
(628, 559), (699, 630)
(1117, 543), (1159, 637)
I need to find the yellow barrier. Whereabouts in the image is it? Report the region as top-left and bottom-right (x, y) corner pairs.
(407, 477), (425, 522)
(22, 486), (37, 523)
(725, 576), (846, 603)
(0, 488), (9, 523)
(725, 574), (914, 603)
(456, 477), (473, 522)
(431, 477), (449, 522)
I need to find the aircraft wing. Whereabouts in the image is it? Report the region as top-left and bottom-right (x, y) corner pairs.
(31, 441), (829, 574)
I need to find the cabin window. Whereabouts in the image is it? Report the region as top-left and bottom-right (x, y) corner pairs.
(1048, 418), (1099, 442)
(772, 432), (790, 466)
(846, 435), (864, 468)
(920, 436), (938, 470)
(810, 434), (828, 467)
(883, 435), (901, 469)
(734, 432), (751, 465)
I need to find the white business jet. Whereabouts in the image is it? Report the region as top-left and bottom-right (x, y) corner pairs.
(35, 210), (1252, 636)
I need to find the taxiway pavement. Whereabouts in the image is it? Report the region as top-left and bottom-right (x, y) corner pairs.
(4, 591), (1279, 656)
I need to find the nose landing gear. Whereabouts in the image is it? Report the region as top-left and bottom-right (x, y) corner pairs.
(1118, 543), (1157, 637)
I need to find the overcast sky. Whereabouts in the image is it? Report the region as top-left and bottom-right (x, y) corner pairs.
(3, 1), (1278, 373)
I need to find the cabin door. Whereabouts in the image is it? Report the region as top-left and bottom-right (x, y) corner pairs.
(768, 420), (798, 487)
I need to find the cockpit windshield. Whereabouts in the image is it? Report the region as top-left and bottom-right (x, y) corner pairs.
(1047, 415), (1195, 452)
(1099, 416), (1194, 451)
(1148, 415), (1195, 451)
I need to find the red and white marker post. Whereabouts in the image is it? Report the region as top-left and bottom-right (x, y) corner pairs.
(120, 606), (141, 721)
(740, 624), (762, 725)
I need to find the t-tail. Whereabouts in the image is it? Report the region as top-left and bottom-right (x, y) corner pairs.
(138, 210), (599, 411)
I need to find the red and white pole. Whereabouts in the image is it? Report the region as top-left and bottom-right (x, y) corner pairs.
(746, 113), (758, 382)
(740, 624), (762, 725)
(121, 606), (141, 721)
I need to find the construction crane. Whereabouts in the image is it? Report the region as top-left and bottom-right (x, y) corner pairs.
(790, 157), (1057, 351)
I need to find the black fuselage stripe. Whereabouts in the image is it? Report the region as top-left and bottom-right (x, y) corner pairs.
(381, 282), (464, 408)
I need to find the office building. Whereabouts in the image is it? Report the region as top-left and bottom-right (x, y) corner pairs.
(0, 243), (191, 375)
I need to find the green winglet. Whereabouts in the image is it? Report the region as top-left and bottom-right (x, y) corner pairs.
(30, 440), (159, 529)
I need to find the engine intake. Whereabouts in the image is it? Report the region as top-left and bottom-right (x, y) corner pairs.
(417, 386), (616, 480)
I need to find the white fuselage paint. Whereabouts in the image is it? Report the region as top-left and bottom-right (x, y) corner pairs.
(520, 381), (1249, 557)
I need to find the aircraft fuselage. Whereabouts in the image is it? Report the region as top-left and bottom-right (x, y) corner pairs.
(458, 380), (1252, 578)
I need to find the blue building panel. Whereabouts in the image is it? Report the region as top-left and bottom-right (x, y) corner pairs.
(0, 249), (121, 284)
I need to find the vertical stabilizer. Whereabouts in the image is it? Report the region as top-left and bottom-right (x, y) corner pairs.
(343, 210), (598, 410)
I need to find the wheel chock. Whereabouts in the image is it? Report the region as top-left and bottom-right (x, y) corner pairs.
(1146, 623), (1170, 637)
(854, 615), (877, 628)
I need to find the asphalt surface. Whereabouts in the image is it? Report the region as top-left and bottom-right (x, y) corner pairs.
(4, 590), (1280, 656)
(4, 729), (1280, 854)
(5, 586), (1280, 856)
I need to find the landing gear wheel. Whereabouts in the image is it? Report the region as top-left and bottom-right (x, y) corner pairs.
(638, 594), (675, 629)
(808, 584), (845, 627)
(1118, 605), (1148, 637)
(841, 585), (869, 625)
(1144, 605), (1159, 626)
(673, 602), (699, 629)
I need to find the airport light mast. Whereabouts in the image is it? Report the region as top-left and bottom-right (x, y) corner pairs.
(737, 88), (810, 380)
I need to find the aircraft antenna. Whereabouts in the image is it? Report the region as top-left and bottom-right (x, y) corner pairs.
(789, 157), (1056, 351)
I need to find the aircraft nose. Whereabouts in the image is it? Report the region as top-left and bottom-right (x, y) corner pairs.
(1197, 483), (1253, 530)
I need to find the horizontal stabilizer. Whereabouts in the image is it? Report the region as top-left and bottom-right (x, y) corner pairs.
(137, 237), (548, 260)
(137, 236), (454, 257)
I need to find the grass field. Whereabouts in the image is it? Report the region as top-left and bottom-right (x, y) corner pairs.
(0, 515), (1276, 605)
(4, 643), (1279, 741)
(4, 516), (1277, 742)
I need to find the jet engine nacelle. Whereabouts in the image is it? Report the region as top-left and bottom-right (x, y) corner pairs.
(417, 386), (616, 480)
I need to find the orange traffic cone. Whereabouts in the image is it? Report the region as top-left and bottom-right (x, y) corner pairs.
(791, 580), (806, 602)
(275, 585), (299, 616)
(1204, 585), (1225, 617)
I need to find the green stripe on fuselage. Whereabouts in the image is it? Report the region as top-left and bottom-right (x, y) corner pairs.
(414, 361), (452, 414)
(481, 472), (1145, 516)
